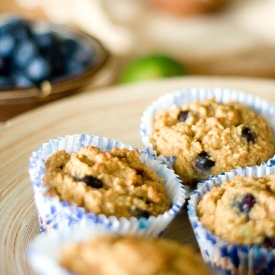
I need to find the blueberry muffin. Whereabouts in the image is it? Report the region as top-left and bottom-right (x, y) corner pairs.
(188, 168), (275, 274)
(151, 98), (275, 186)
(60, 234), (213, 275)
(43, 146), (170, 219)
(197, 174), (275, 246)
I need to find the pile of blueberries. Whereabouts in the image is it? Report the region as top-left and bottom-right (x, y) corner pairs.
(0, 16), (95, 90)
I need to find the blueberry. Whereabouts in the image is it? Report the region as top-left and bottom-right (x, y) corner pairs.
(0, 76), (13, 90)
(78, 175), (103, 189)
(72, 45), (94, 66)
(239, 193), (255, 213)
(65, 61), (85, 76)
(9, 17), (32, 41)
(35, 32), (60, 55)
(12, 72), (33, 88)
(194, 151), (215, 171)
(130, 207), (150, 219)
(65, 44), (93, 76)
(0, 15), (96, 90)
(241, 127), (256, 143)
(0, 57), (10, 75)
(43, 48), (65, 77)
(26, 57), (51, 82)
(262, 237), (275, 249)
(59, 38), (78, 58)
(35, 32), (54, 50)
(0, 35), (15, 58)
(13, 40), (38, 68)
(0, 23), (12, 36)
(178, 110), (189, 122)
(6, 15), (24, 25)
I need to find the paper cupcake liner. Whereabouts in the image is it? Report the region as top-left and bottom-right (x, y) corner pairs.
(29, 134), (186, 236)
(140, 87), (275, 194)
(187, 163), (275, 275)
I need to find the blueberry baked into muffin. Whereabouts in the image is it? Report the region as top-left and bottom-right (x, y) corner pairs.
(151, 98), (275, 186)
(197, 174), (275, 245)
(43, 146), (170, 219)
(59, 234), (213, 275)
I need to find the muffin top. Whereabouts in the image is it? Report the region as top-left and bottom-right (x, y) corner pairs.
(43, 146), (170, 219)
(197, 174), (275, 246)
(60, 234), (213, 275)
(151, 98), (275, 186)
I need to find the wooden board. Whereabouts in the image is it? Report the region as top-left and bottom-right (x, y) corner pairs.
(1, 76), (275, 274)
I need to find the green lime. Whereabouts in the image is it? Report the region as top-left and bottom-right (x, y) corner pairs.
(118, 54), (187, 84)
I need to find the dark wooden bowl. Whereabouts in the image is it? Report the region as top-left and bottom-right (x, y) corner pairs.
(0, 17), (109, 121)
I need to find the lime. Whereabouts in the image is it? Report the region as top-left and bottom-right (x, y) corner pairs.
(118, 54), (187, 84)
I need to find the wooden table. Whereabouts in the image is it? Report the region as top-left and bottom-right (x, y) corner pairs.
(1, 76), (275, 274)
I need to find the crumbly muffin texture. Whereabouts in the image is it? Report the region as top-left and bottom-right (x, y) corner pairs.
(151, 98), (275, 186)
(197, 174), (275, 246)
(43, 146), (170, 219)
(60, 234), (213, 275)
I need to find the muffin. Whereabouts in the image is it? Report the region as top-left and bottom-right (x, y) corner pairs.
(27, 224), (213, 275)
(29, 134), (186, 236)
(197, 174), (275, 245)
(60, 234), (213, 275)
(188, 163), (275, 274)
(43, 145), (170, 219)
(140, 88), (275, 188)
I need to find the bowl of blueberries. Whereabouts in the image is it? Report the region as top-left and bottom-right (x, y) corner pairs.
(0, 15), (109, 121)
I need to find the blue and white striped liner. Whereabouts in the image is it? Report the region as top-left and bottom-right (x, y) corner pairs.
(187, 163), (275, 275)
(140, 87), (275, 193)
(27, 223), (115, 275)
(29, 134), (186, 236)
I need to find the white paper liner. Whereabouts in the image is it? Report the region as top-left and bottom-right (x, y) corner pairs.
(27, 223), (121, 275)
(29, 134), (186, 236)
(187, 163), (275, 275)
(140, 87), (275, 195)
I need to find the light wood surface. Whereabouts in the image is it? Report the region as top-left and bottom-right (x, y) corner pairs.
(1, 76), (275, 275)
